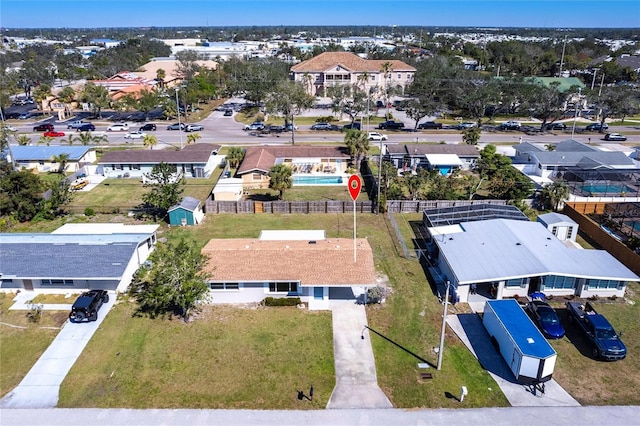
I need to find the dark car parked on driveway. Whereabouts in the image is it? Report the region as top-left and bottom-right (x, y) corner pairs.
(527, 298), (565, 339)
(69, 290), (109, 323)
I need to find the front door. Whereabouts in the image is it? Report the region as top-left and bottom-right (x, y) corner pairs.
(24, 279), (34, 291)
(314, 287), (324, 300)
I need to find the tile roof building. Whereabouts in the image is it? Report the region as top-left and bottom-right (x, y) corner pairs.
(290, 52), (416, 97)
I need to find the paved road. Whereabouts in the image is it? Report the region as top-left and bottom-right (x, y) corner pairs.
(2, 406), (639, 426)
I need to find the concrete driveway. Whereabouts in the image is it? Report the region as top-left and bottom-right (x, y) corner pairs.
(0, 295), (116, 408)
(447, 313), (580, 407)
(326, 303), (392, 409)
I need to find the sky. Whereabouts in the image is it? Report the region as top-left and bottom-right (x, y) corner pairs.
(1, 0), (639, 29)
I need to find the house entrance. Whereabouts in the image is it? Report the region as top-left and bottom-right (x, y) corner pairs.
(528, 277), (542, 295)
(314, 287), (323, 300)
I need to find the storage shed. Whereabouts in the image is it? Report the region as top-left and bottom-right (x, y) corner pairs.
(537, 212), (578, 242)
(168, 197), (204, 226)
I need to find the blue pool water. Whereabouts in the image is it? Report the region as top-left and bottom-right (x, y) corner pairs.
(625, 221), (640, 232)
(293, 175), (344, 185)
(581, 184), (635, 194)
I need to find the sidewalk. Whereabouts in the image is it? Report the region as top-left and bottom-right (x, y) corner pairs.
(326, 303), (392, 409)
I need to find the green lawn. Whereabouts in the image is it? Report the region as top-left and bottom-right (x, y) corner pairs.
(0, 293), (69, 397)
(59, 301), (334, 409)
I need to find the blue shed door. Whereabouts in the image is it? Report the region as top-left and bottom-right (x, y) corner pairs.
(314, 287), (324, 300)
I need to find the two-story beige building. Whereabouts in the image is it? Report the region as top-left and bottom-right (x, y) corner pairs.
(290, 52), (416, 97)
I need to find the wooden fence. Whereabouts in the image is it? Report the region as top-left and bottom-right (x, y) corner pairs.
(564, 202), (640, 276)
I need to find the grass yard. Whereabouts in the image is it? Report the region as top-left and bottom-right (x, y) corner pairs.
(136, 213), (507, 408)
(30, 293), (79, 304)
(59, 301), (334, 409)
(544, 286), (640, 405)
(69, 176), (219, 213)
(0, 293), (69, 397)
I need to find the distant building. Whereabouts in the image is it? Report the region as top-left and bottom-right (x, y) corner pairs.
(290, 52), (416, 97)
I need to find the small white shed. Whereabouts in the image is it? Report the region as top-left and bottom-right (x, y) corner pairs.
(537, 212), (578, 242)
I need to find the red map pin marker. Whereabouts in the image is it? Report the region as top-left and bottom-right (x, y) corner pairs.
(348, 175), (362, 201)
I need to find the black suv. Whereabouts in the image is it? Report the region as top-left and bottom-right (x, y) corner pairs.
(33, 123), (54, 132)
(378, 120), (405, 130)
(139, 123), (157, 131)
(418, 121), (443, 130)
(69, 290), (109, 322)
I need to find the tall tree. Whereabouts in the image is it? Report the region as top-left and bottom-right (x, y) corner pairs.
(268, 164), (293, 200)
(128, 239), (210, 320)
(0, 168), (44, 222)
(81, 82), (111, 118)
(143, 134), (158, 150)
(226, 147), (245, 169)
(265, 80), (315, 145)
(50, 153), (70, 174)
(539, 181), (570, 211)
(141, 163), (185, 219)
(344, 129), (370, 166)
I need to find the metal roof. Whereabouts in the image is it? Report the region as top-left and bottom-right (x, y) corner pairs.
(423, 203), (526, 227)
(432, 219), (640, 284)
(168, 196), (201, 213)
(537, 213), (576, 226)
(10, 145), (91, 161)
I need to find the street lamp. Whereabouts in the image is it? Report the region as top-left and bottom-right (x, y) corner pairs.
(571, 87), (582, 140)
(175, 87), (183, 149)
(436, 281), (451, 370)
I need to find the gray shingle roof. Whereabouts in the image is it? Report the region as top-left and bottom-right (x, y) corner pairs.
(169, 196), (200, 212)
(0, 233), (149, 279)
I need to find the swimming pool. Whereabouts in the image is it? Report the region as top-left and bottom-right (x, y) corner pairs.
(580, 184), (636, 194)
(293, 175), (344, 185)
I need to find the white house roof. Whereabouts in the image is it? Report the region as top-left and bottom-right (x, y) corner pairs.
(537, 213), (577, 226)
(425, 154), (464, 166)
(52, 223), (159, 234)
(433, 219), (639, 284)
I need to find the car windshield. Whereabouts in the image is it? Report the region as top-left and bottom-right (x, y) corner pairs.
(596, 329), (617, 340)
(538, 308), (559, 325)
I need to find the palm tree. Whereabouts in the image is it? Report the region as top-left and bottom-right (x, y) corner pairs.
(51, 153), (70, 174)
(186, 133), (201, 145)
(56, 86), (76, 119)
(156, 68), (166, 89)
(539, 181), (570, 211)
(380, 61), (393, 119)
(344, 129), (370, 166)
(38, 135), (53, 146)
(16, 135), (31, 146)
(268, 164), (293, 200)
(226, 147), (245, 169)
(143, 134), (158, 150)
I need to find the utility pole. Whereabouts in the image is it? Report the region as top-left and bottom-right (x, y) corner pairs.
(558, 35), (567, 77)
(437, 281), (450, 371)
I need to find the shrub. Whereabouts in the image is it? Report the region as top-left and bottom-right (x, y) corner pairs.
(366, 286), (387, 304)
(26, 303), (43, 323)
(316, 116), (336, 123)
(263, 297), (301, 307)
(84, 207), (95, 216)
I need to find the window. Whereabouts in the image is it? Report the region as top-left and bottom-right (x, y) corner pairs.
(210, 282), (239, 291)
(543, 275), (575, 289)
(42, 279), (74, 286)
(133, 164), (140, 170)
(506, 278), (527, 288)
(397, 73), (401, 79)
(252, 173), (262, 180)
(585, 279), (622, 290)
(551, 226), (557, 236)
(268, 282), (298, 293)
(567, 227), (573, 239)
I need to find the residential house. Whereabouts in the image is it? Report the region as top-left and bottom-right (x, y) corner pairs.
(0, 224), (158, 293)
(290, 52), (416, 97)
(98, 143), (221, 179)
(201, 231), (376, 310)
(236, 145), (351, 189)
(8, 145), (96, 173)
(423, 204), (639, 303)
(134, 58), (219, 88)
(384, 143), (480, 174)
(168, 196), (204, 226)
(90, 71), (158, 96)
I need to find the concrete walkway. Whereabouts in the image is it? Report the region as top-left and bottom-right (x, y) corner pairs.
(326, 303), (392, 409)
(447, 313), (580, 407)
(0, 294), (116, 408)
